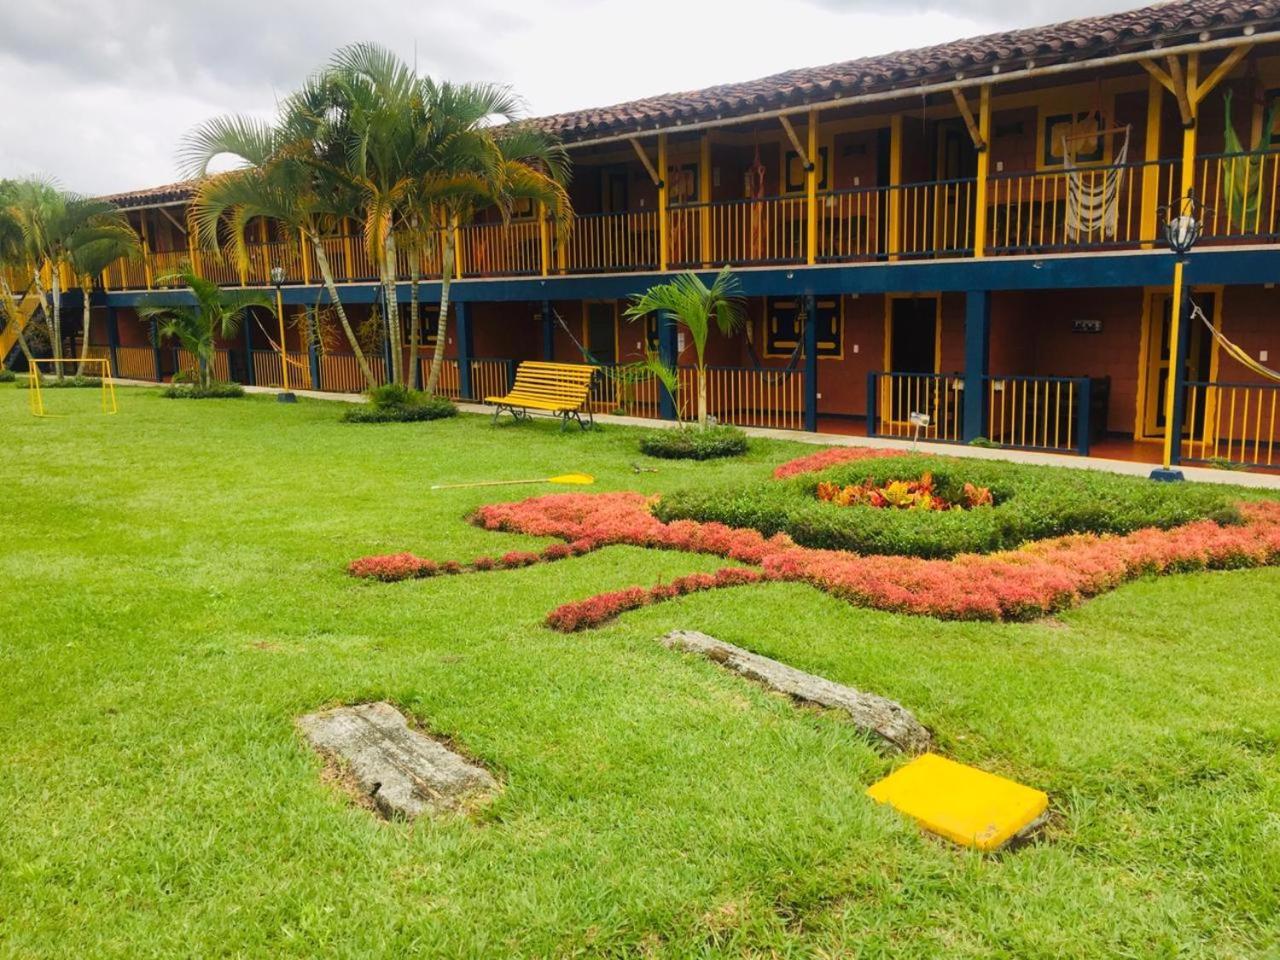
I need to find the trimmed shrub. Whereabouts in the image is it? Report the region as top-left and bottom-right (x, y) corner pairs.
(639, 425), (749, 460)
(27, 374), (102, 388)
(342, 387), (457, 424)
(653, 454), (1243, 558)
(0, 368), (14, 383)
(163, 381), (245, 399)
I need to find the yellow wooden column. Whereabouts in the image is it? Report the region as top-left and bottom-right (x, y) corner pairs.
(806, 108), (819, 265)
(258, 219), (271, 283)
(658, 133), (669, 272)
(887, 115), (903, 260)
(139, 213), (154, 290)
(186, 214), (201, 278)
(1179, 54), (1200, 199)
(1139, 75), (1165, 249)
(699, 133), (712, 266)
(538, 202), (551, 276)
(300, 229), (311, 285)
(453, 219), (464, 280)
(972, 85), (992, 258)
(342, 219), (355, 281)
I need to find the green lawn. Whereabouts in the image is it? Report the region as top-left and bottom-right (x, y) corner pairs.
(4, 387), (1280, 959)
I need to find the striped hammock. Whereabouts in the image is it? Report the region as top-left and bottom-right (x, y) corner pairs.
(1064, 127), (1130, 240)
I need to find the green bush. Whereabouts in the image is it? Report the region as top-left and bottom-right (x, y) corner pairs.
(639, 425), (749, 460)
(162, 381), (245, 399)
(342, 389), (457, 423)
(0, 368), (14, 383)
(653, 453), (1242, 558)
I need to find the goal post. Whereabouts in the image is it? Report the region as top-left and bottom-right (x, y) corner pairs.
(26, 358), (119, 418)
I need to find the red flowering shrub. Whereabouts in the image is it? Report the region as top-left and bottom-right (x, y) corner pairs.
(500, 551), (541, 568)
(772, 446), (907, 479)
(546, 567), (766, 631)
(346, 553), (437, 582)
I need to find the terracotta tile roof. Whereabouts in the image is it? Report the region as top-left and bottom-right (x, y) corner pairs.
(103, 180), (196, 208)
(535, 0), (1280, 142)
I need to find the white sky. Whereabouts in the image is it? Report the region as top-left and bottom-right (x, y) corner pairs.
(0, 0), (1145, 195)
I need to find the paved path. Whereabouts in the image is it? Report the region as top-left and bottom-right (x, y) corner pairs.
(109, 379), (1280, 490)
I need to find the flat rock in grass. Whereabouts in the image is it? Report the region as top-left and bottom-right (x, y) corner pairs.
(661, 630), (931, 754)
(297, 702), (498, 820)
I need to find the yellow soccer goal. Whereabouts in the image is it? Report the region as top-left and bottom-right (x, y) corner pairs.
(27, 358), (118, 418)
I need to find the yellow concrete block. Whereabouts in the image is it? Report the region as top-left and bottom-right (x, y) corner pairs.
(866, 753), (1048, 851)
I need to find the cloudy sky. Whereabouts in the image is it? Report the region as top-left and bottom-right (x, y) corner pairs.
(0, 0), (1148, 196)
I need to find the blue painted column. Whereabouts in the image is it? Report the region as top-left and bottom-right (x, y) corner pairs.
(241, 311), (256, 385)
(1167, 275), (1195, 466)
(962, 290), (991, 443)
(149, 320), (162, 382)
(456, 301), (473, 400)
(308, 326), (322, 392)
(104, 302), (120, 378)
(803, 294), (818, 432)
(541, 300), (555, 361)
(658, 309), (678, 420)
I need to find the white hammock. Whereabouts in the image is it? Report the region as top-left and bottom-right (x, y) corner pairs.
(1064, 126), (1130, 241)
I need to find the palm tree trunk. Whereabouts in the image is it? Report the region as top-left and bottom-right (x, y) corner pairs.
(382, 233), (402, 385)
(408, 259), (421, 391)
(697, 365), (708, 428)
(0, 279), (37, 367)
(310, 238), (376, 390)
(425, 232), (455, 396)
(76, 281), (92, 377)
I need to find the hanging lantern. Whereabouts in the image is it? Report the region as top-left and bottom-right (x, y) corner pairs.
(1161, 191), (1203, 255)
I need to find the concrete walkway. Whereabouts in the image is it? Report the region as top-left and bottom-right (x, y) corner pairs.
(113, 379), (1280, 490)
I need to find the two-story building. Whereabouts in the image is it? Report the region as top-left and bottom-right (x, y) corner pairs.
(11, 0), (1280, 471)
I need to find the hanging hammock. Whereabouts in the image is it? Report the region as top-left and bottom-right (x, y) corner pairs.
(1064, 124), (1130, 241)
(1222, 89), (1280, 232)
(745, 145), (767, 261)
(1191, 298), (1280, 383)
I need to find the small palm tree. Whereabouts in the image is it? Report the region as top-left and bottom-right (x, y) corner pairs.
(623, 268), (745, 428)
(68, 220), (141, 375)
(138, 266), (273, 390)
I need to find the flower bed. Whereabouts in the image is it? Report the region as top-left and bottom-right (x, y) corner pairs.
(772, 446), (906, 479)
(816, 473), (992, 511)
(657, 454), (1241, 558)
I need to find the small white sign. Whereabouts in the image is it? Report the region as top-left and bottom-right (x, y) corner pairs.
(909, 412), (932, 427)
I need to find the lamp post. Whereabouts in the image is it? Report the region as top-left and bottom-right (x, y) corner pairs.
(1149, 191), (1203, 482)
(270, 265), (296, 403)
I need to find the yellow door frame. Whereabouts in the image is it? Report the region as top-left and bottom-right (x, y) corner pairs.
(1134, 284), (1223, 440)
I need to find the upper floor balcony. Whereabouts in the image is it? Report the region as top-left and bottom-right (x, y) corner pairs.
(92, 147), (1280, 293)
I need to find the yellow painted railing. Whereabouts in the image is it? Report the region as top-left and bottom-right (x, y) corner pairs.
(461, 221), (541, 277)
(555, 212), (660, 274)
(986, 376), (1085, 452)
(1182, 381), (1279, 468)
(669, 197), (808, 268)
(1195, 150), (1280, 242)
(468, 359), (515, 401)
(252, 349), (312, 389)
(176, 348), (232, 383)
(986, 159), (1179, 253)
(114, 345), (156, 380)
(870, 372), (965, 442)
(675, 366), (804, 430)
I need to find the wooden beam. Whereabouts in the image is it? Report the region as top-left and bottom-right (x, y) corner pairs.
(1139, 58), (1177, 96)
(157, 206), (188, 236)
(950, 88), (987, 151)
(973, 85), (992, 258)
(778, 115), (812, 169)
(1167, 55), (1194, 127)
(628, 137), (663, 187)
(1194, 43), (1252, 106)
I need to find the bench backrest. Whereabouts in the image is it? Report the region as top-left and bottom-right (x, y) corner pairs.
(507, 361), (597, 404)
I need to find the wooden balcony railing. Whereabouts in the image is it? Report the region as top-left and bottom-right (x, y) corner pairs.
(1181, 380), (1280, 468)
(91, 151), (1280, 291)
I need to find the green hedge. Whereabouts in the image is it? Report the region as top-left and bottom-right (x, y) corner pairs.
(0, 368), (14, 383)
(22, 374), (102, 388)
(653, 454), (1243, 558)
(639, 425), (749, 460)
(163, 381), (245, 399)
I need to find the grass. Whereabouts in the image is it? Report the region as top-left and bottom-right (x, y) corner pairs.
(3, 387), (1280, 958)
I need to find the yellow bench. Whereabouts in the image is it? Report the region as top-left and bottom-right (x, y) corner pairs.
(485, 361), (598, 430)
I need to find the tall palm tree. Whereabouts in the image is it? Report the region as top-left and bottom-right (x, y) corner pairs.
(623, 268), (745, 429)
(68, 219), (141, 375)
(137, 266), (273, 390)
(179, 79), (378, 390)
(412, 83), (572, 395)
(5, 179), (130, 378)
(0, 179), (39, 366)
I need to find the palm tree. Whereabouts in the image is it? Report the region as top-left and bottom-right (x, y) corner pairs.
(0, 179), (39, 367)
(5, 179), (132, 379)
(179, 80), (378, 390)
(137, 265), (273, 390)
(68, 219), (141, 375)
(413, 83), (572, 395)
(623, 268), (745, 429)
(320, 45), (572, 393)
